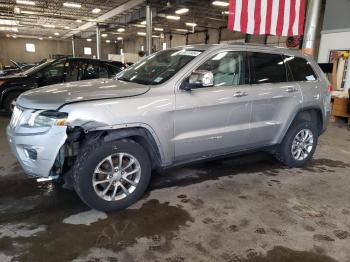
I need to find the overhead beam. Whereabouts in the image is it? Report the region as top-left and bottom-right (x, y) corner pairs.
(63, 0), (144, 38)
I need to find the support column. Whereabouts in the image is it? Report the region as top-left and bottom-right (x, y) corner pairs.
(71, 36), (76, 57)
(96, 24), (101, 59)
(145, 2), (152, 56)
(302, 0), (322, 56)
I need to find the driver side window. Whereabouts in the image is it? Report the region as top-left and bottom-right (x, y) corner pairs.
(41, 61), (66, 78)
(197, 51), (245, 87)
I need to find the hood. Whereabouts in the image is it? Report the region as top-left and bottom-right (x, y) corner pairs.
(0, 72), (27, 80)
(17, 78), (150, 110)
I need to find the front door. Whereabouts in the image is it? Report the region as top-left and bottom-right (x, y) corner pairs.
(36, 59), (67, 87)
(174, 50), (252, 162)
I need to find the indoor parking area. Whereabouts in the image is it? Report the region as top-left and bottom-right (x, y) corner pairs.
(0, 0), (350, 261)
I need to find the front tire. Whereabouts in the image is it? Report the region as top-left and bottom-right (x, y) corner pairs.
(275, 120), (318, 167)
(73, 138), (151, 212)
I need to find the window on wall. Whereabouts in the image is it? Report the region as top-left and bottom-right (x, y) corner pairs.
(84, 47), (92, 55)
(25, 43), (35, 53)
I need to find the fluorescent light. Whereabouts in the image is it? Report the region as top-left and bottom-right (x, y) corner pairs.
(49, 36), (52, 39)
(39, 37), (43, 40)
(64, 26), (70, 29)
(76, 19), (82, 23)
(12, 35), (17, 38)
(212, 1), (229, 7)
(166, 15), (180, 20)
(86, 38), (92, 42)
(105, 40), (111, 43)
(117, 28), (125, 32)
(0, 27), (18, 32)
(63, 2), (81, 8)
(0, 19), (18, 26)
(137, 32), (146, 36)
(152, 35), (160, 38)
(133, 24), (145, 28)
(175, 8), (189, 14)
(140, 20), (146, 25)
(14, 7), (21, 14)
(43, 24), (55, 28)
(117, 37), (123, 40)
(20, 10), (36, 14)
(186, 22), (197, 27)
(222, 11), (229, 15)
(92, 8), (101, 14)
(175, 28), (188, 32)
(16, 0), (35, 6)
(154, 27), (163, 31)
(54, 32), (59, 36)
(101, 33), (108, 37)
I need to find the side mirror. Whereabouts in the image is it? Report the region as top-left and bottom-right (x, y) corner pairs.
(180, 70), (214, 91)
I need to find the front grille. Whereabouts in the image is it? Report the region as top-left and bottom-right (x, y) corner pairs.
(10, 106), (23, 128)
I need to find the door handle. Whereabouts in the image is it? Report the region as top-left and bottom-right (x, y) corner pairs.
(233, 91), (248, 97)
(286, 87), (298, 93)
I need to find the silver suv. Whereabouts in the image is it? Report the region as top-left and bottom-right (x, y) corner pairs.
(7, 44), (331, 211)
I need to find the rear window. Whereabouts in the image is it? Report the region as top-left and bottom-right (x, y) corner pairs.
(249, 52), (287, 84)
(285, 56), (317, 81)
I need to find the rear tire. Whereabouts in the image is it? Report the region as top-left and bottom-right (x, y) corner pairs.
(275, 120), (318, 167)
(73, 138), (151, 212)
(4, 92), (21, 116)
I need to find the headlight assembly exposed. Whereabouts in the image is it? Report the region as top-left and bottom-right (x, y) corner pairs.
(26, 110), (68, 128)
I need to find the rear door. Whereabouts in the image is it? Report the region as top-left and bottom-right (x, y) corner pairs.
(174, 50), (252, 161)
(247, 51), (303, 147)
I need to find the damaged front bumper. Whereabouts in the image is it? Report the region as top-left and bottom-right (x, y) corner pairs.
(6, 107), (68, 178)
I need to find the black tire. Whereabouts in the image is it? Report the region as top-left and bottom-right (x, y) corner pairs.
(4, 92), (21, 116)
(275, 120), (318, 167)
(73, 138), (151, 212)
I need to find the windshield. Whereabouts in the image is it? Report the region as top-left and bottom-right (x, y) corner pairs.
(23, 61), (53, 75)
(117, 49), (203, 85)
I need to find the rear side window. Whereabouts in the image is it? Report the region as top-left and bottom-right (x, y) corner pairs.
(285, 56), (317, 81)
(249, 52), (287, 84)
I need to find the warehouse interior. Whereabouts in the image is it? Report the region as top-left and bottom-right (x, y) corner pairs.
(0, 0), (350, 261)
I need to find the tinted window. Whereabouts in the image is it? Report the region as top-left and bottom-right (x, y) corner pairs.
(197, 51), (246, 86)
(40, 60), (66, 78)
(285, 56), (317, 81)
(83, 61), (100, 80)
(250, 52), (287, 84)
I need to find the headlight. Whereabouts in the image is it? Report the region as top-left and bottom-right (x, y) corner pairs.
(25, 110), (68, 128)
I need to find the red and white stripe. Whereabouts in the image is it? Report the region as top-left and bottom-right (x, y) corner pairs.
(228, 0), (305, 36)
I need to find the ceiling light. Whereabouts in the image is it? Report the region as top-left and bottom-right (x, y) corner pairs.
(92, 8), (101, 14)
(137, 32), (146, 36)
(39, 37), (43, 40)
(166, 15), (180, 20)
(64, 26), (70, 29)
(175, 8), (189, 14)
(154, 27), (163, 31)
(175, 28), (188, 32)
(43, 24), (55, 28)
(133, 24), (145, 28)
(54, 32), (59, 36)
(12, 35), (17, 38)
(117, 36), (123, 40)
(76, 19), (82, 23)
(185, 22), (197, 27)
(86, 38), (92, 42)
(222, 11), (229, 15)
(212, 1), (229, 7)
(117, 28), (125, 32)
(101, 33), (108, 37)
(16, 0), (35, 6)
(14, 7), (21, 14)
(152, 35), (160, 38)
(140, 20), (146, 25)
(49, 36), (52, 39)
(0, 27), (18, 32)
(20, 10), (36, 14)
(63, 2), (81, 8)
(105, 40), (111, 43)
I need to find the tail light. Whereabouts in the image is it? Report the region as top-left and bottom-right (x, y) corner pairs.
(327, 84), (333, 93)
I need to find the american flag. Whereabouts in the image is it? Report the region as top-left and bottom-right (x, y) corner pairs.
(227, 0), (306, 36)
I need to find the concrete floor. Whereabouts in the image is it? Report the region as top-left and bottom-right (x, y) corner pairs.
(0, 115), (350, 262)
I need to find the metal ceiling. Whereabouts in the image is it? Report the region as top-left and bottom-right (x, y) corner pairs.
(0, 0), (229, 41)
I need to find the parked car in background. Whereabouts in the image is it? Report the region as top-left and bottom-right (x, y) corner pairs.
(0, 60), (36, 77)
(0, 57), (123, 114)
(6, 44), (331, 211)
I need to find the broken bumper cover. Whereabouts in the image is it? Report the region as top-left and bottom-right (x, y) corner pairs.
(6, 124), (67, 178)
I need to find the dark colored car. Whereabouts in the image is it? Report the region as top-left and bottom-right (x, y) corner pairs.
(0, 60), (36, 77)
(0, 57), (123, 115)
